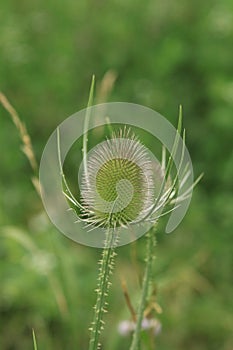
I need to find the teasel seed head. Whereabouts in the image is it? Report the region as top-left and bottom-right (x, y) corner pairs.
(80, 128), (155, 228)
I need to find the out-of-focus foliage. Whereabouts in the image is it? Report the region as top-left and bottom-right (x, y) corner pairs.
(0, 0), (232, 349)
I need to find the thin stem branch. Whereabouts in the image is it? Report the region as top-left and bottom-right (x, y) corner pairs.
(130, 228), (156, 350)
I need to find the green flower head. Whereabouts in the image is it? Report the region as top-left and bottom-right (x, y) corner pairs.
(80, 129), (155, 228)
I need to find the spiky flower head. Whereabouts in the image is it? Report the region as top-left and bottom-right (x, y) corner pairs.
(80, 129), (155, 228)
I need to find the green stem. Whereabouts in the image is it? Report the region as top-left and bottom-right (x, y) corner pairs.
(88, 228), (117, 350)
(130, 228), (156, 350)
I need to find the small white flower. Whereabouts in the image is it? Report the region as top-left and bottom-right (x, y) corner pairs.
(118, 317), (162, 337)
(118, 320), (135, 336)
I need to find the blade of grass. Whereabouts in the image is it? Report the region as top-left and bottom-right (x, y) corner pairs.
(0, 92), (39, 196)
(32, 329), (38, 350)
(83, 75), (95, 178)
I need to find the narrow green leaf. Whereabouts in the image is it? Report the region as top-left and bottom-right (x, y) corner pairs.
(32, 329), (38, 350)
(56, 128), (83, 210)
(178, 104), (183, 135)
(83, 75), (95, 177)
(105, 115), (114, 135)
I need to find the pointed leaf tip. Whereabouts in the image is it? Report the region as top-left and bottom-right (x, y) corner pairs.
(88, 75), (95, 108)
(32, 329), (38, 350)
(178, 105), (183, 135)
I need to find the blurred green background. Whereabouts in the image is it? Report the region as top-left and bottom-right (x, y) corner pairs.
(0, 0), (233, 349)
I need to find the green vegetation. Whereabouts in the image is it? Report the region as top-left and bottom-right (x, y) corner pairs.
(0, 0), (232, 349)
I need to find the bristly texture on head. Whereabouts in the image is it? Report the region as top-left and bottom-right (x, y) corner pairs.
(80, 128), (155, 228)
